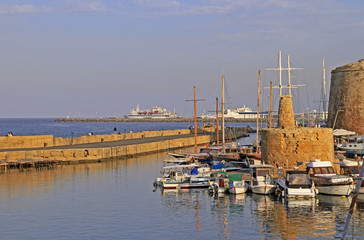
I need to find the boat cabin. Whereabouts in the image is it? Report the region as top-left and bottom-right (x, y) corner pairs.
(306, 160), (336, 176)
(335, 159), (363, 176)
(250, 165), (274, 179)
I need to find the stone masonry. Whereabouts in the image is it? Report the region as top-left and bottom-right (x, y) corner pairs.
(327, 59), (364, 134)
(278, 95), (295, 128)
(261, 95), (334, 171)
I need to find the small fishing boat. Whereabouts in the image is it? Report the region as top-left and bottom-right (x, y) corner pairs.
(228, 173), (249, 194)
(276, 170), (317, 198)
(154, 163), (210, 187)
(306, 160), (353, 196)
(209, 171), (229, 195)
(250, 164), (276, 195)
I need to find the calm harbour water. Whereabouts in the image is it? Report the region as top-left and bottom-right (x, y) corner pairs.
(0, 119), (363, 239)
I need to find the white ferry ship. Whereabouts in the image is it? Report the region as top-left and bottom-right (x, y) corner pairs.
(200, 106), (268, 119)
(125, 104), (179, 119)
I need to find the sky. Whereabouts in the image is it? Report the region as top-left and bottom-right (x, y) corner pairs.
(0, 0), (363, 118)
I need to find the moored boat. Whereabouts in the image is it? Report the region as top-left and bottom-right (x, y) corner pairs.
(276, 170), (317, 198)
(306, 160), (353, 196)
(250, 164), (276, 195)
(228, 173), (249, 194)
(335, 159), (364, 194)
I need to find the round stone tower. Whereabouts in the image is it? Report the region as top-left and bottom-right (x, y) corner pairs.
(278, 95), (295, 128)
(327, 59), (364, 134)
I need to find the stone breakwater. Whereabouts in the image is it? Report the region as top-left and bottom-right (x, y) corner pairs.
(55, 117), (260, 123)
(0, 128), (251, 165)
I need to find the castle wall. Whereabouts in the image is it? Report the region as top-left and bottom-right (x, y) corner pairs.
(327, 60), (364, 134)
(261, 128), (334, 170)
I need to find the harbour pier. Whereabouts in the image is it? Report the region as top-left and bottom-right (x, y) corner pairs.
(0, 127), (251, 172)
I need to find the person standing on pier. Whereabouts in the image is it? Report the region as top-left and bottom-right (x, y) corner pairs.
(114, 127), (117, 134)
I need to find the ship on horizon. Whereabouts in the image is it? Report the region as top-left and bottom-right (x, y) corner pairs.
(124, 104), (180, 119)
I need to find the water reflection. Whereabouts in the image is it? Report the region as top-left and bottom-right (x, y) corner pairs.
(0, 151), (363, 240)
(157, 187), (364, 239)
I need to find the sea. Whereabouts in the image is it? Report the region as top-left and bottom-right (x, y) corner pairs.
(0, 118), (363, 240)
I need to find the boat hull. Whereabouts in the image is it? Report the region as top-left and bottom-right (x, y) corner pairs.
(162, 181), (210, 189)
(285, 188), (316, 198)
(315, 184), (353, 196)
(251, 185), (276, 195)
(229, 186), (248, 194)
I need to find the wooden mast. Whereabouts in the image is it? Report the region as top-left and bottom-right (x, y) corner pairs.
(256, 70), (261, 151)
(269, 81), (273, 128)
(194, 86), (198, 153)
(222, 75), (225, 152)
(186, 86), (205, 153)
(216, 97), (219, 147)
(322, 57), (327, 121)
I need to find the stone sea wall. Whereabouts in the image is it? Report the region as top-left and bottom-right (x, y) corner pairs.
(0, 135), (211, 163)
(0, 129), (190, 150)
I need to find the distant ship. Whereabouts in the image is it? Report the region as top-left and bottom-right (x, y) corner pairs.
(125, 104), (179, 119)
(199, 105), (268, 119)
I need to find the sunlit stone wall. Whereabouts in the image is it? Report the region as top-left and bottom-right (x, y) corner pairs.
(327, 60), (364, 134)
(262, 95), (334, 171)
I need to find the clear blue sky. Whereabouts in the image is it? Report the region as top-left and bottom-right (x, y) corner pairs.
(0, 0), (363, 118)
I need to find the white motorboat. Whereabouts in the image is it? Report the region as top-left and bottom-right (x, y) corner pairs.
(250, 164), (276, 195)
(335, 159), (364, 194)
(276, 170), (317, 198)
(162, 176), (212, 190)
(228, 173), (249, 194)
(339, 135), (364, 156)
(154, 163), (210, 187)
(306, 160), (353, 196)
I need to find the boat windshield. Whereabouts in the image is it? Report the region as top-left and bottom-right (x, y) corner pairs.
(313, 167), (335, 174)
(349, 166), (360, 174)
(287, 174), (311, 186)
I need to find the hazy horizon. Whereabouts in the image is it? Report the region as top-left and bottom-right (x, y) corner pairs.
(1, 0), (363, 118)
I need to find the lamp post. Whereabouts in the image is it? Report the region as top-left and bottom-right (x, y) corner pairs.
(303, 108), (309, 126)
(333, 109), (344, 130)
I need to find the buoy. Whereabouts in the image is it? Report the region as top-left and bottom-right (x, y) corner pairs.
(341, 195), (346, 198)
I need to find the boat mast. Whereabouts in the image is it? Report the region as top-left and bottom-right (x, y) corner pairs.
(216, 97), (219, 147)
(322, 57), (327, 121)
(269, 81), (273, 128)
(288, 55), (292, 96)
(222, 75), (225, 153)
(265, 51), (304, 96)
(256, 70), (261, 150)
(186, 86), (205, 153)
(194, 86), (198, 153)
(279, 50), (282, 96)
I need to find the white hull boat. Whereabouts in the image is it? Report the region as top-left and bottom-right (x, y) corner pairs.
(307, 160), (353, 196)
(276, 171), (317, 198)
(315, 184), (353, 196)
(251, 184), (276, 195)
(250, 164), (276, 195)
